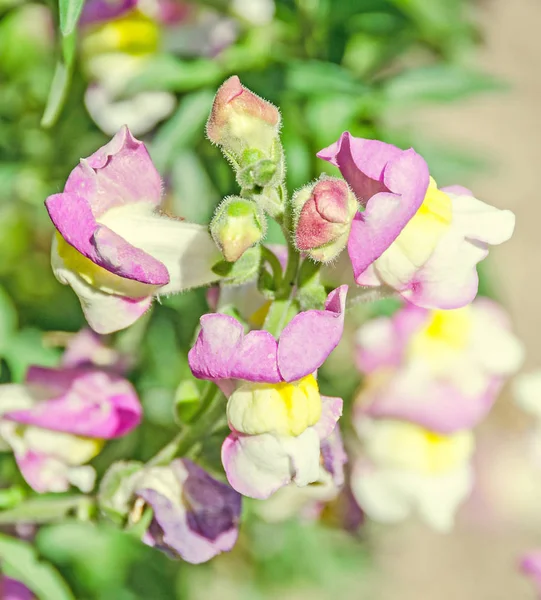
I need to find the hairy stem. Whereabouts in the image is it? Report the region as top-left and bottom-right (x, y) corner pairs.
(148, 383), (225, 467)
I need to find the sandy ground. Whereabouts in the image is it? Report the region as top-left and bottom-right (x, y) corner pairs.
(358, 0), (541, 598)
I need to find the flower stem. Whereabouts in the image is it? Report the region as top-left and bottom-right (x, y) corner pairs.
(148, 383), (225, 467)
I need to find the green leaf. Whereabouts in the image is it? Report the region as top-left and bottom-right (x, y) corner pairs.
(0, 495), (88, 525)
(41, 32), (76, 128)
(0, 286), (17, 354)
(0, 533), (75, 600)
(170, 151), (219, 224)
(150, 89), (215, 171)
(382, 65), (505, 106)
(286, 60), (369, 96)
(124, 55), (223, 95)
(174, 380), (201, 424)
(58, 0), (85, 36)
(4, 328), (61, 382)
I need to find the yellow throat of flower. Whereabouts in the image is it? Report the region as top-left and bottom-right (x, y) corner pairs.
(227, 374), (322, 437)
(55, 233), (157, 298)
(364, 419), (474, 475)
(393, 177), (453, 267)
(408, 306), (472, 368)
(81, 10), (160, 59)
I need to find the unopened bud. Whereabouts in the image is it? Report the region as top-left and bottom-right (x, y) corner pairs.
(206, 76), (281, 160)
(293, 177), (358, 263)
(211, 197), (266, 262)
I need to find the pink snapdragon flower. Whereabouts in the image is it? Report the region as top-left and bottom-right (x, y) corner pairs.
(188, 286), (347, 499)
(45, 127), (220, 334)
(0, 365), (141, 492)
(318, 133), (515, 309)
(355, 299), (524, 433)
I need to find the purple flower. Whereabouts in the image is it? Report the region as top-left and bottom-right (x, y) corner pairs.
(133, 459), (241, 564)
(318, 133), (515, 309)
(0, 576), (34, 600)
(79, 0), (137, 26)
(0, 365), (142, 492)
(45, 127), (220, 333)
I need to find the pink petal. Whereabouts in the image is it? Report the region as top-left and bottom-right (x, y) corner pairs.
(188, 314), (280, 384)
(46, 193), (169, 286)
(6, 368), (142, 439)
(64, 126), (162, 217)
(313, 395), (343, 440)
(318, 133), (429, 281)
(277, 286), (347, 382)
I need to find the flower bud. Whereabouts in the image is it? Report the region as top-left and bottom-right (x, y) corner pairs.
(211, 197), (266, 262)
(293, 177), (358, 263)
(206, 76), (281, 160)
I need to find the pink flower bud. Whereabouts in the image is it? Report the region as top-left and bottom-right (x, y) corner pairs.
(294, 178), (358, 263)
(206, 76), (281, 158)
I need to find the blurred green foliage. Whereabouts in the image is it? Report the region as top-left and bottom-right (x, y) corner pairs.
(0, 0), (503, 597)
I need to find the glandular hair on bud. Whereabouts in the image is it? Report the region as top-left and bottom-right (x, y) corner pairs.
(293, 177), (358, 263)
(206, 76), (281, 159)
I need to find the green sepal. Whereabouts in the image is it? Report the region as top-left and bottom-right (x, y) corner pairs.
(211, 246), (262, 285)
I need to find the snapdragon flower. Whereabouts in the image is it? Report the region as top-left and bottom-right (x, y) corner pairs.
(104, 458), (241, 563)
(0, 365), (141, 492)
(45, 127), (220, 334)
(355, 299), (524, 433)
(80, 1), (176, 135)
(188, 286), (347, 498)
(318, 133), (515, 308)
(255, 426), (347, 523)
(351, 416), (474, 531)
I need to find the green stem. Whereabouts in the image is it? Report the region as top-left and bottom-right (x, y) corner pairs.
(148, 383), (225, 467)
(0, 495), (94, 525)
(261, 246), (283, 288)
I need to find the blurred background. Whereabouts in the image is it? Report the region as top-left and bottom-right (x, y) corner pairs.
(0, 0), (540, 597)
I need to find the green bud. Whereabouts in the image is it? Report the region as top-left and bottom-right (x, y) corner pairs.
(211, 197), (266, 262)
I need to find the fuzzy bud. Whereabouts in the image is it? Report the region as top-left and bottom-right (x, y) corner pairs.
(211, 197), (266, 262)
(206, 76), (281, 160)
(293, 177), (358, 263)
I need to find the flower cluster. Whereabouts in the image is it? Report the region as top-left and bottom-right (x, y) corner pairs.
(21, 74), (520, 569)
